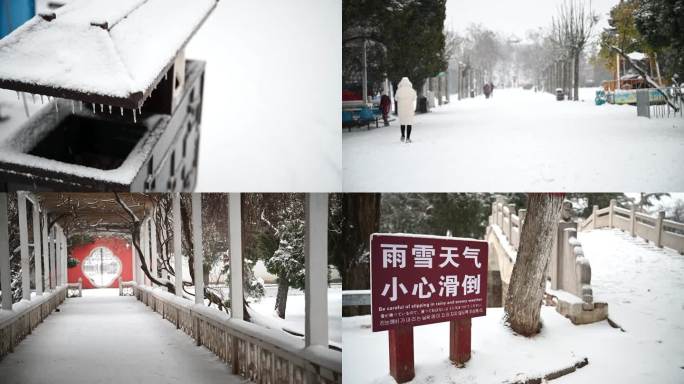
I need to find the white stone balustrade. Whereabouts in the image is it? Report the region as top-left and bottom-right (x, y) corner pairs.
(579, 199), (684, 254)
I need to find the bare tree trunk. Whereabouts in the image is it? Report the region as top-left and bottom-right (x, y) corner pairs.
(275, 278), (289, 319)
(573, 50), (580, 101)
(114, 193), (176, 293)
(563, 59), (571, 100)
(504, 193), (564, 336)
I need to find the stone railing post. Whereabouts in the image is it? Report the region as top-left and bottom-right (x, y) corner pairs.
(570, 236), (593, 307)
(497, 203), (503, 228)
(655, 211), (665, 248)
(491, 203), (496, 225)
(608, 199), (616, 228)
(630, 204), (637, 237)
(518, 209), (527, 225)
(507, 204), (516, 240)
(592, 205), (598, 229)
(118, 276), (123, 296)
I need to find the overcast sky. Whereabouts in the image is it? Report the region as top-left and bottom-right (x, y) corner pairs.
(445, 0), (618, 40)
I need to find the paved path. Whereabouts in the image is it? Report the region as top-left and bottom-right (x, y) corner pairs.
(0, 289), (249, 384)
(343, 88), (684, 191)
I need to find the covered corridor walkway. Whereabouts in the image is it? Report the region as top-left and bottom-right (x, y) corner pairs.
(0, 193), (341, 384)
(0, 289), (248, 384)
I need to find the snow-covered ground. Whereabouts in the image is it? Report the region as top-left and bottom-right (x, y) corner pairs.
(343, 228), (684, 383)
(0, 289), (244, 384)
(187, 0), (341, 191)
(249, 283), (342, 346)
(343, 88), (684, 192)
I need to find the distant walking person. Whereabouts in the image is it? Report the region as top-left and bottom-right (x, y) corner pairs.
(483, 83), (492, 98)
(395, 77), (417, 143)
(380, 92), (391, 126)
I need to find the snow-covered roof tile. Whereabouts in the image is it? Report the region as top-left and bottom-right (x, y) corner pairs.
(0, 0), (217, 109)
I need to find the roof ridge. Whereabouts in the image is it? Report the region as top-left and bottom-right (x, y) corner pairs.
(99, 0), (151, 31)
(105, 28), (138, 95)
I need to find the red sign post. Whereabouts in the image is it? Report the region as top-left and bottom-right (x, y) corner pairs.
(370, 233), (488, 383)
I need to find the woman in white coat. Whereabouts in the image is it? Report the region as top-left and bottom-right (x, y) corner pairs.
(395, 77), (417, 143)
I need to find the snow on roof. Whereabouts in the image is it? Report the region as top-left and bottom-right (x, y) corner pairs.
(0, 0), (217, 109)
(627, 51), (647, 61)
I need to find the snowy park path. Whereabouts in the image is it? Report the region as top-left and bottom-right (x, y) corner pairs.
(343, 89), (684, 191)
(0, 289), (249, 384)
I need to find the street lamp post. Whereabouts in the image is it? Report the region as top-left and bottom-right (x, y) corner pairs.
(362, 39), (368, 105)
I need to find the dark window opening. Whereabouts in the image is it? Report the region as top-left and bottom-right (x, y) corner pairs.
(29, 115), (144, 170)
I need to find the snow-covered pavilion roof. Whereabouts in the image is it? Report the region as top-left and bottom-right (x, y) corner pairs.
(0, 0), (217, 109)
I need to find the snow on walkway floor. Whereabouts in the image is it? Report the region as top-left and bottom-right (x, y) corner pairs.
(343, 228), (684, 383)
(343, 88), (684, 191)
(0, 289), (249, 384)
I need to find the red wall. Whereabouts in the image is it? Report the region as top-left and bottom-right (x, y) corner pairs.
(68, 237), (133, 289)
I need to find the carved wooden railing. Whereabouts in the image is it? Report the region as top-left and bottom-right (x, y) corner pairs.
(0, 286), (67, 360)
(579, 199), (684, 254)
(134, 285), (341, 384)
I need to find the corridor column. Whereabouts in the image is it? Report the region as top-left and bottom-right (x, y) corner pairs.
(228, 193), (243, 320)
(173, 193), (183, 297)
(135, 224), (143, 285)
(49, 227), (56, 290)
(1, 194), (12, 310)
(131, 238), (137, 284)
(142, 219), (150, 286)
(41, 212), (49, 292)
(150, 216), (158, 282)
(60, 228), (67, 286)
(304, 193), (329, 347)
(32, 202), (43, 295)
(18, 192), (30, 301)
(191, 194), (204, 304)
(55, 226), (61, 287)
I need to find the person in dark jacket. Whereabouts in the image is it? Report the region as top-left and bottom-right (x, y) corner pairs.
(483, 83), (492, 98)
(380, 93), (391, 126)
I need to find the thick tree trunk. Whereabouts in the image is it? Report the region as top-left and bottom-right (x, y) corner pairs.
(504, 193), (564, 336)
(275, 278), (289, 319)
(340, 194), (381, 317)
